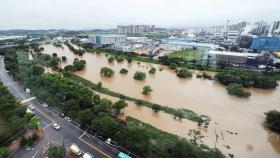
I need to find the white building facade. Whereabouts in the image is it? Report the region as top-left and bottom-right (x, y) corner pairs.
(88, 35), (126, 45)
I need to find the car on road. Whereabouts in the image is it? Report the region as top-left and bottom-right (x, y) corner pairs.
(28, 105), (35, 110)
(105, 138), (117, 147)
(59, 113), (65, 118)
(42, 103), (48, 108)
(82, 152), (93, 158)
(117, 152), (131, 158)
(52, 123), (61, 130)
(64, 116), (71, 122)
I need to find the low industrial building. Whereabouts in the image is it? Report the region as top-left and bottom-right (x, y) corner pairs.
(110, 44), (132, 52)
(207, 50), (269, 66)
(88, 34), (126, 46)
(134, 45), (160, 56)
(250, 37), (280, 52)
(159, 43), (182, 51)
(126, 37), (150, 44)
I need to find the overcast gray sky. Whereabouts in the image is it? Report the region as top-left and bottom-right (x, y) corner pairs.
(0, 0), (279, 30)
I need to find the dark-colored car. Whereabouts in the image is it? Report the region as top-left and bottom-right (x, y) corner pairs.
(59, 113), (65, 118)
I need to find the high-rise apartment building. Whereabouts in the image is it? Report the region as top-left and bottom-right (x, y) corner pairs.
(271, 21), (280, 37)
(117, 25), (155, 34)
(228, 21), (248, 33)
(251, 21), (269, 36)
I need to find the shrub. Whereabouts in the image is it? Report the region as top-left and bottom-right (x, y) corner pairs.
(142, 85), (153, 95)
(108, 56), (115, 63)
(117, 57), (124, 63)
(168, 63), (178, 70)
(97, 81), (102, 89)
(62, 56), (67, 61)
(0, 147), (8, 157)
(52, 53), (57, 57)
(149, 67), (156, 74)
(197, 73), (212, 80)
(133, 71), (146, 80)
(73, 59), (86, 71)
(226, 83), (251, 98)
(265, 110), (280, 133)
(120, 68), (128, 74)
(176, 69), (192, 78)
(26, 137), (34, 146)
(21, 137), (27, 146)
(100, 67), (114, 77)
(152, 104), (161, 113)
(48, 146), (65, 158)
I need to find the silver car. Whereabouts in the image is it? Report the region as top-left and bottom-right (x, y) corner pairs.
(28, 105), (35, 110)
(52, 123), (61, 130)
(42, 103), (48, 108)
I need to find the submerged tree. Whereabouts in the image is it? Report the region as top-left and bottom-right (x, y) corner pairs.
(133, 71), (146, 80)
(152, 104), (161, 113)
(226, 83), (251, 98)
(108, 56), (115, 63)
(97, 81), (103, 89)
(176, 69), (192, 78)
(120, 68), (128, 74)
(100, 67), (114, 77)
(135, 100), (144, 107)
(149, 67), (156, 74)
(142, 85), (153, 95)
(265, 110), (280, 133)
(113, 99), (128, 115)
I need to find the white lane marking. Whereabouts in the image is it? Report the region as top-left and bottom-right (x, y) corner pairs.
(32, 151), (39, 158)
(79, 131), (87, 139)
(43, 123), (53, 130)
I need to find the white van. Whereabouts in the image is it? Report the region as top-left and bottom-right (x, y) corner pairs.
(70, 144), (82, 156)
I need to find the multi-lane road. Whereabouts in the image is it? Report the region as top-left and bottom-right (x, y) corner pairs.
(0, 56), (118, 158)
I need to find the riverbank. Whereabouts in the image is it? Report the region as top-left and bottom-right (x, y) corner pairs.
(69, 74), (210, 126)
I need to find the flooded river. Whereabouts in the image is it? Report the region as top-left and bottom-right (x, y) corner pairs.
(42, 44), (280, 158)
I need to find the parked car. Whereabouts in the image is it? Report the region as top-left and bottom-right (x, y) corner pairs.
(42, 103), (48, 108)
(58, 113), (65, 118)
(52, 123), (61, 130)
(64, 117), (71, 122)
(82, 153), (93, 158)
(70, 144), (82, 156)
(105, 138), (117, 147)
(28, 105), (35, 110)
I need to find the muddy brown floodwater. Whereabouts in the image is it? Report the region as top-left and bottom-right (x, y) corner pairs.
(42, 44), (280, 158)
